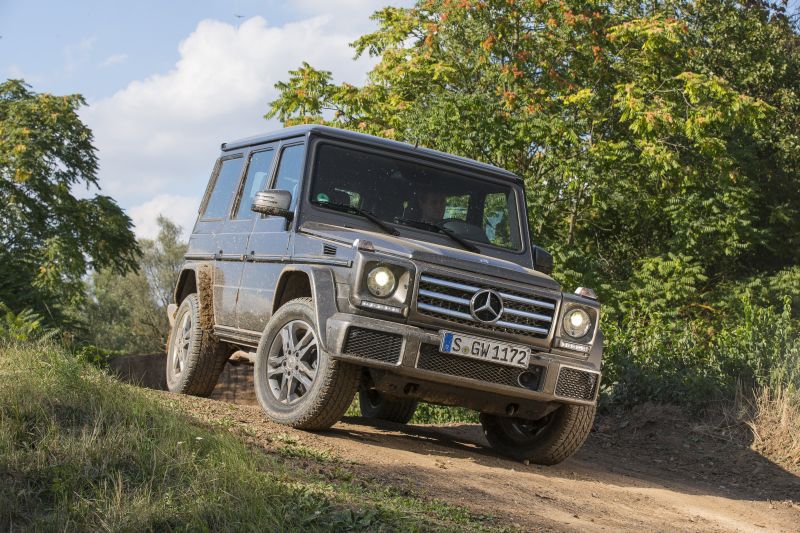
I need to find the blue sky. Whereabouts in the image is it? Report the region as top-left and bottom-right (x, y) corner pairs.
(0, 1), (406, 237)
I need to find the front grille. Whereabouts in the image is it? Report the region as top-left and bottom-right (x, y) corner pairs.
(417, 344), (543, 390)
(342, 327), (403, 364)
(416, 273), (557, 338)
(555, 367), (598, 401)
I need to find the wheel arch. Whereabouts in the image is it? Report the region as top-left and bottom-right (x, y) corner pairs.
(272, 266), (338, 352)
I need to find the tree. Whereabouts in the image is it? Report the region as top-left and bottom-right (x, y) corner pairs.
(83, 216), (187, 354)
(0, 79), (139, 323)
(267, 0), (800, 321)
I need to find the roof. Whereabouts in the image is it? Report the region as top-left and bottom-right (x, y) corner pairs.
(222, 124), (521, 183)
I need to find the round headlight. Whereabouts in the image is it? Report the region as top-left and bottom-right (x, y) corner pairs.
(366, 266), (396, 298)
(563, 308), (591, 338)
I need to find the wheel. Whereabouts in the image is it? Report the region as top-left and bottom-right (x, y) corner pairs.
(359, 389), (418, 424)
(254, 297), (359, 430)
(166, 293), (230, 396)
(480, 403), (596, 465)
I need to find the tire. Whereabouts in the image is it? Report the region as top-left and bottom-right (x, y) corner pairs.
(480, 403), (596, 465)
(254, 297), (359, 430)
(359, 389), (418, 424)
(165, 293), (230, 396)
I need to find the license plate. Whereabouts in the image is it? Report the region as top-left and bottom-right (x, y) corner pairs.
(439, 331), (531, 369)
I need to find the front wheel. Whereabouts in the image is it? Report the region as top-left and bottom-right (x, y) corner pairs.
(254, 298), (359, 430)
(480, 403), (595, 465)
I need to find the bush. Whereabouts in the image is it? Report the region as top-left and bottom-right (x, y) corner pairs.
(604, 295), (800, 409)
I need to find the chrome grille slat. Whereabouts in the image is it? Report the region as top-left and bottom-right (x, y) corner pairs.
(417, 302), (473, 321)
(497, 292), (556, 310)
(503, 307), (552, 322)
(416, 273), (558, 339)
(418, 289), (471, 306)
(419, 275), (480, 293)
(495, 320), (549, 335)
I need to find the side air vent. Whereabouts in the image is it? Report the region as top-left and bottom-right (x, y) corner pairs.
(323, 244), (337, 256)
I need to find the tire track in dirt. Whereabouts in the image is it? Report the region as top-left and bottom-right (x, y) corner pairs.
(165, 393), (800, 532)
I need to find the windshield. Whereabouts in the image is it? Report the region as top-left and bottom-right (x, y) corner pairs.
(309, 143), (522, 251)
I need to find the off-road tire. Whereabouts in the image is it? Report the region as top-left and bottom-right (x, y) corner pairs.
(254, 297), (359, 430)
(165, 293), (229, 396)
(480, 403), (596, 465)
(359, 389), (418, 424)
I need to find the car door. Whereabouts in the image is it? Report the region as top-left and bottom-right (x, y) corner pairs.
(237, 141), (305, 333)
(191, 152), (251, 328)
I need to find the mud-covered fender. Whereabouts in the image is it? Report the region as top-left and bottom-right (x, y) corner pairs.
(173, 263), (216, 333)
(272, 265), (338, 353)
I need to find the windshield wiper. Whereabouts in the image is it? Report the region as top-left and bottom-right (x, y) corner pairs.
(313, 201), (400, 236)
(393, 218), (480, 253)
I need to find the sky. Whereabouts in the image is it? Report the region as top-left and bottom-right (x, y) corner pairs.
(0, 0), (411, 238)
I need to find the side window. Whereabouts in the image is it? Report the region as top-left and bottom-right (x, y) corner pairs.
(234, 149), (275, 220)
(202, 156), (244, 219)
(273, 144), (305, 210)
(483, 192), (513, 248)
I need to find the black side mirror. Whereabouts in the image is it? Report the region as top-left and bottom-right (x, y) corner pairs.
(533, 246), (553, 275)
(252, 190), (293, 219)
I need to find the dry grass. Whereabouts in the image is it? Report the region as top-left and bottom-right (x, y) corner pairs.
(739, 387), (800, 473)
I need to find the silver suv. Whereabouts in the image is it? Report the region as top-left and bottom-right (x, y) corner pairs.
(166, 125), (602, 465)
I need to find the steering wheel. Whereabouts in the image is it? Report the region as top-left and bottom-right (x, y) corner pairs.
(441, 218), (490, 244)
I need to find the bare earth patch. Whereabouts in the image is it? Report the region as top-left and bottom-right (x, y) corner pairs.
(160, 392), (800, 532)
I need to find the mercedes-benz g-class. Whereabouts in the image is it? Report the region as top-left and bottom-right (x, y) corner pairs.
(166, 125), (602, 465)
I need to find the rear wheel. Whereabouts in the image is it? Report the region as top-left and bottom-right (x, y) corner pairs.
(359, 389), (418, 424)
(165, 293), (229, 396)
(480, 403), (595, 465)
(254, 298), (359, 430)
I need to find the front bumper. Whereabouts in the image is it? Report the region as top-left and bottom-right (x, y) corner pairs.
(326, 312), (601, 407)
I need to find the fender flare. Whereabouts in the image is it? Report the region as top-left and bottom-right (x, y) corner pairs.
(273, 265), (338, 352)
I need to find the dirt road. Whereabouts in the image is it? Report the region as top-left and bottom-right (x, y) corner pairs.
(167, 392), (800, 532)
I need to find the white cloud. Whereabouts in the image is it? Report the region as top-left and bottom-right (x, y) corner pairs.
(99, 53), (128, 68)
(128, 194), (200, 239)
(82, 10), (391, 238)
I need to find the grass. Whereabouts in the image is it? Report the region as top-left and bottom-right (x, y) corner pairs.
(0, 341), (499, 531)
(735, 387), (800, 474)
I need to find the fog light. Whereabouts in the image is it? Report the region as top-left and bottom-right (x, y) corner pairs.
(366, 266), (396, 298)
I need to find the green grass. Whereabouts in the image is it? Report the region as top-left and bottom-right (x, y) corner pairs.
(0, 341), (498, 531)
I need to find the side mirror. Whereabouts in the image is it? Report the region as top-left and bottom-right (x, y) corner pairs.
(532, 245), (553, 275)
(252, 190), (293, 219)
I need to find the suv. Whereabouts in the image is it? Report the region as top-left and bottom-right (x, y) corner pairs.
(166, 125), (602, 465)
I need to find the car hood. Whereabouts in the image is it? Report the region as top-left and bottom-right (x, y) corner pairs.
(300, 221), (561, 292)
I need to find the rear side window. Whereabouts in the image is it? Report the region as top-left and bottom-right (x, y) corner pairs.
(202, 157), (244, 219)
(273, 144), (305, 210)
(234, 149), (275, 220)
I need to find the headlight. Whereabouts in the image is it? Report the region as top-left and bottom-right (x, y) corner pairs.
(563, 308), (591, 338)
(366, 266), (396, 298)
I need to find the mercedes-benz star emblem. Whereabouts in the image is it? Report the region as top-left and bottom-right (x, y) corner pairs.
(470, 290), (504, 323)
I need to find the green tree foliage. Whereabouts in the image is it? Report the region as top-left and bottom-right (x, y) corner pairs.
(83, 216), (187, 354)
(268, 1), (800, 404)
(0, 80), (139, 323)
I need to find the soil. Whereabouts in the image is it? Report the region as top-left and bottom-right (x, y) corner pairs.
(164, 391), (800, 532)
